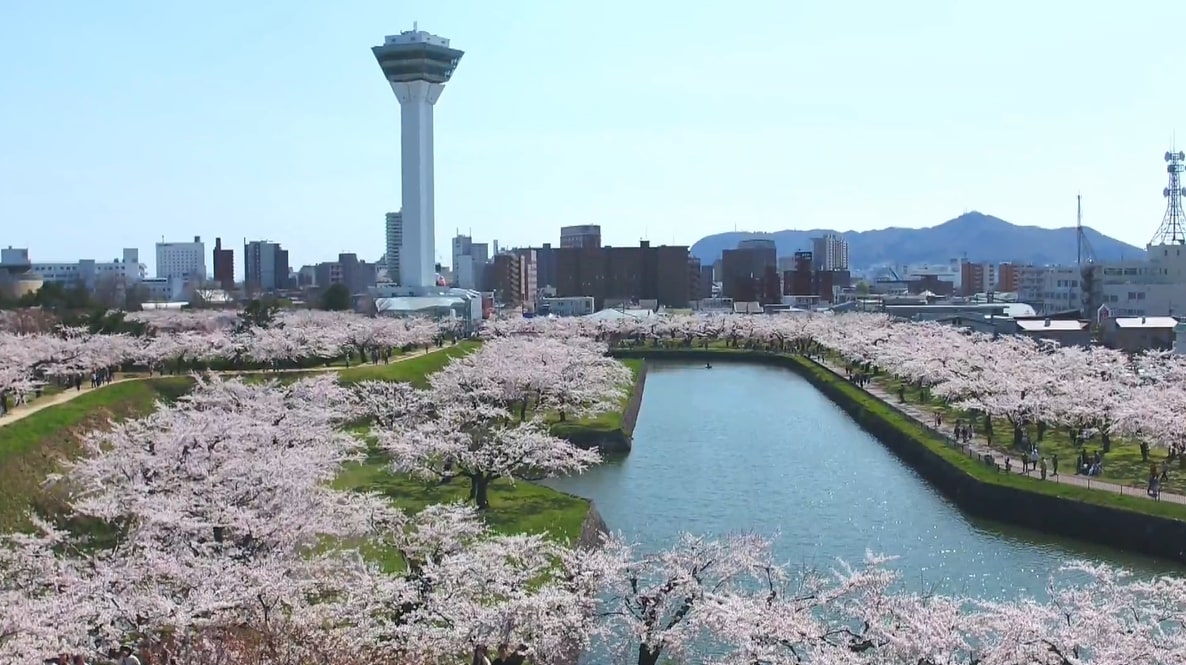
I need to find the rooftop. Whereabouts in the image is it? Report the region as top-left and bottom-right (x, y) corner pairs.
(1113, 316), (1178, 329)
(1015, 319), (1088, 332)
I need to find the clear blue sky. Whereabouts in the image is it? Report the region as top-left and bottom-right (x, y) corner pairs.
(2, 1), (1185, 275)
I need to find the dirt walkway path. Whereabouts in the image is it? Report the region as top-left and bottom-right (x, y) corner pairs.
(0, 344), (456, 428)
(814, 357), (1186, 507)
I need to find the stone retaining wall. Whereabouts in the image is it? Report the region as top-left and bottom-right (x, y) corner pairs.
(556, 360), (648, 454)
(576, 500), (610, 550)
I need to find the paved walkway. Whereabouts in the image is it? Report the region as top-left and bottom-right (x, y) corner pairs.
(0, 344), (454, 429)
(814, 356), (1186, 507)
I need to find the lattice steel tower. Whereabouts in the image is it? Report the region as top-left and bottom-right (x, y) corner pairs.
(1150, 150), (1186, 246)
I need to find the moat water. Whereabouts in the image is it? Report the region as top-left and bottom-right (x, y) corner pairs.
(543, 360), (1181, 598)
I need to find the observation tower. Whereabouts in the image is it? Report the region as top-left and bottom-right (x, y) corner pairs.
(373, 24), (464, 291)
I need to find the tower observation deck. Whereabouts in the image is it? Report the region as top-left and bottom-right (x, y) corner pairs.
(374, 27), (464, 84)
(373, 26), (464, 290)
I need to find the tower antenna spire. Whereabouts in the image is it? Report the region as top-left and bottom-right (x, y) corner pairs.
(1150, 148), (1186, 246)
(1076, 193), (1095, 266)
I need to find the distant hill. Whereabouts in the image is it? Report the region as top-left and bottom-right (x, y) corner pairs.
(690, 212), (1147, 270)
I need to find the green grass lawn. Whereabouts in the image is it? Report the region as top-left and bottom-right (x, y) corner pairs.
(332, 446), (590, 570)
(334, 341), (478, 385)
(0, 377), (194, 531)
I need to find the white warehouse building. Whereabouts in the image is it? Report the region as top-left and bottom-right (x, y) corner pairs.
(29, 248), (146, 289)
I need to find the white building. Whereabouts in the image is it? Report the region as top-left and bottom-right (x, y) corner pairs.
(812, 234), (850, 271)
(450, 234), (488, 290)
(900, 261), (962, 291)
(1081, 244), (1186, 318)
(155, 236), (206, 281)
(538, 296), (595, 317)
(1017, 265), (1082, 313)
(29, 248), (146, 290)
(451, 234), (471, 276)
(384, 211), (402, 284)
(139, 277), (186, 302)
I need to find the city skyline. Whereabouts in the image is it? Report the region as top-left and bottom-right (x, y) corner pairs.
(4, 1), (1186, 271)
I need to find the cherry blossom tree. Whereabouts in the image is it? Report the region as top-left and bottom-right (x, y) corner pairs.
(383, 417), (600, 510)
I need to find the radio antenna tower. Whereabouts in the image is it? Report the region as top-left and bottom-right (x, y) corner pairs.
(1076, 193), (1095, 266)
(1150, 149), (1186, 246)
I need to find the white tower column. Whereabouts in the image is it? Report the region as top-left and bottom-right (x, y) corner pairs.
(393, 80), (443, 289)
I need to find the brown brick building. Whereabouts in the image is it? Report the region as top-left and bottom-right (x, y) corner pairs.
(487, 250), (537, 307)
(548, 241), (691, 309)
(782, 251), (851, 303)
(212, 237), (234, 289)
(961, 261), (1022, 296)
(721, 240), (780, 304)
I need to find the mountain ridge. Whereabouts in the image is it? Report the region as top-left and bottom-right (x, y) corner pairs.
(689, 212), (1147, 269)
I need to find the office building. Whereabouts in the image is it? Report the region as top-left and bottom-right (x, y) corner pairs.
(384, 211), (402, 284)
(451, 235), (471, 271)
(489, 250), (538, 308)
(373, 25), (463, 290)
(538, 296), (595, 317)
(961, 261), (1021, 296)
(721, 239), (779, 303)
(560, 225), (602, 249)
(450, 234), (489, 290)
(314, 253), (377, 294)
(548, 241), (691, 309)
(811, 234), (850, 271)
(697, 263), (715, 299)
(26, 248), (144, 290)
(155, 236), (206, 281)
(213, 237), (234, 289)
(244, 240), (290, 291)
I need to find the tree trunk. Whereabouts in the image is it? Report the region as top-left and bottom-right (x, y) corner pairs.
(473, 475), (491, 510)
(637, 643), (661, 665)
(1037, 421), (1046, 442)
(1102, 430), (1112, 453)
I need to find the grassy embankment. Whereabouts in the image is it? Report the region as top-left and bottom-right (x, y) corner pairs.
(864, 368), (1181, 494)
(0, 377), (195, 531)
(0, 342), (635, 555)
(548, 358), (643, 442)
(618, 346), (1186, 522)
